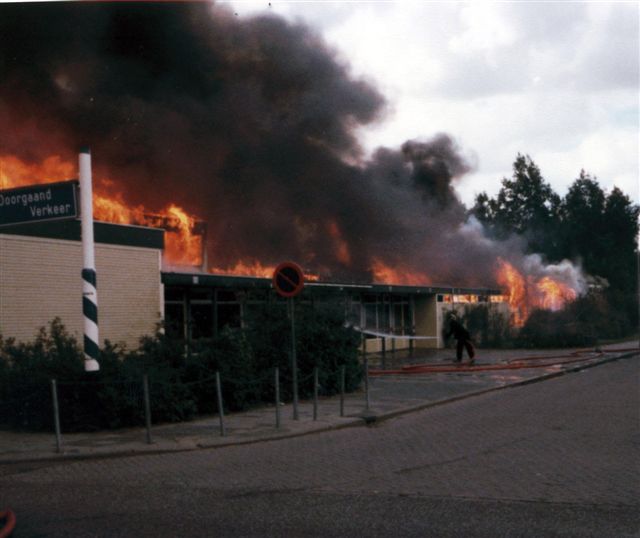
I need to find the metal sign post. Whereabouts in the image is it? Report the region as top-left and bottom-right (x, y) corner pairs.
(272, 261), (305, 421)
(288, 297), (299, 420)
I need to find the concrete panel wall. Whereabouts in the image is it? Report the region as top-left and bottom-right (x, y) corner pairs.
(0, 234), (162, 348)
(413, 294), (438, 349)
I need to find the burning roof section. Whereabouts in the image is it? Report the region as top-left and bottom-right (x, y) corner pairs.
(0, 2), (586, 325)
(161, 270), (503, 299)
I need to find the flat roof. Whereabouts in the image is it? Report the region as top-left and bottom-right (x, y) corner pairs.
(161, 271), (502, 296)
(0, 219), (164, 250)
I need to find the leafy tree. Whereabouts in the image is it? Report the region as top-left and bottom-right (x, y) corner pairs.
(474, 156), (638, 341)
(601, 186), (639, 293)
(473, 154), (561, 258)
(559, 171), (608, 278)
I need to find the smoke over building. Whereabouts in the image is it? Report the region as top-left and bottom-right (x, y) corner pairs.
(0, 2), (584, 313)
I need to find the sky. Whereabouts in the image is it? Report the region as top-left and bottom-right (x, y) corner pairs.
(225, 1), (639, 207)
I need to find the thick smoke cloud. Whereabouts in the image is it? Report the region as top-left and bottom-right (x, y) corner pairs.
(1, 2), (509, 286)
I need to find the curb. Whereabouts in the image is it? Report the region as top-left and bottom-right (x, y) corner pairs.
(350, 349), (639, 426)
(1, 350), (636, 466)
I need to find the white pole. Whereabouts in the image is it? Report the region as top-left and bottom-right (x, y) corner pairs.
(79, 148), (99, 372)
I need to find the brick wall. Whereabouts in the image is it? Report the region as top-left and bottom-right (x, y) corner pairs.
(0, 233), (162, 348)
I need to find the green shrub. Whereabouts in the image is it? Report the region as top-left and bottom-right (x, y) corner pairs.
(458, 305), (514, 348)
(0, 319), (90, 430)
(515, 291), (636, 348)
(295, 304), (362, 396)
(128, 333), (197, 423)
(185, 329), (260, 413)
(0, 306), (362, 432)
(244, 302), (362, 399)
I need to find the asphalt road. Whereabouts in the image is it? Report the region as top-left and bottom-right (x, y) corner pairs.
(1, 358), (638, 537)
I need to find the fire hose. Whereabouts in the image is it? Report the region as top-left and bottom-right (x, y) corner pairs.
(0, 509), (16, 538)
(369, 347), (639, 376)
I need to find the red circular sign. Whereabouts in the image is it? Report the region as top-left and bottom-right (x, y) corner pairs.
(272, 261), (305, 298)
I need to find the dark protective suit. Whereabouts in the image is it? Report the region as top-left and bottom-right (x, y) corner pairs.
(446, 319), (475, 362)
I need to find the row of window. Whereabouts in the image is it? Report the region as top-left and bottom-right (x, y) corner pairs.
(437, 294), (507, 303)
(164, 288), (415, 340)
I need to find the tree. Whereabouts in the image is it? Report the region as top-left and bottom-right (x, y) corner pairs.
(559, 171), (608, 278)
(474, 155), (638, 340)
(601, 186), (639, 294)
(473, 154), (561, 258)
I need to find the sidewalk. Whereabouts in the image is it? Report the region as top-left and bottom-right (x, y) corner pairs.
(1, 341), (637, 465)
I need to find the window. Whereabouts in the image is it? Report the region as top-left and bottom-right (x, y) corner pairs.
(191, 302), (213, 339)
(164, 303), (185, 339)
(216, 289), (242, 331)
(217, 303), (241, 330)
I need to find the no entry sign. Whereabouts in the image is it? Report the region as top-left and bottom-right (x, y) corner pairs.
(272, 261), (305, 298)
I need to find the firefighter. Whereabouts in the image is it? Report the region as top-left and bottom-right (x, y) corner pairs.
(446, 315), (475, 365)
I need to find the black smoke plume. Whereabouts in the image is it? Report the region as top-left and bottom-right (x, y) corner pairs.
(0, 2), (510, 286)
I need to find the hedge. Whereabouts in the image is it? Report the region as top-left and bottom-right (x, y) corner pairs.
(0, 304), (362, 432)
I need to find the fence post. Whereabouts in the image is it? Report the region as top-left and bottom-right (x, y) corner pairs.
(143, 374), (152, 444)
(275, 366), (281, 430)
(216, 371), (226, 437)
(364, 355), (370, 411)
(362, 336), (370, 411)
(313, 367), (319, 421)
(50, 379), (62, 453)
(339, 365), (345, 417)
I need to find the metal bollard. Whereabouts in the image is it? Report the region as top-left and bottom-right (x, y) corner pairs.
(339, 365), (345, 417)
(364, 355), (370, 411)
(313, 367), (319, 421)
(216, 371), (226, 437)
(143, 374), (152, 444)
(275, 367), (281, 430)
(50, 379), (62, 453)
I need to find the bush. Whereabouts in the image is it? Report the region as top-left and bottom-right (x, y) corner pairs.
(0, 319), (92, 430)
(130, 334), (197, 422)
(0, 306), (362, 432)
(245, 302), (362, 399)
(458, 305), (514, 348)
(185, 329), (260, 413)
(515, 291), (637, 348)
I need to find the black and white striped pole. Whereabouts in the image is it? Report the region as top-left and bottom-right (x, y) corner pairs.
(79, 148), (99, 372)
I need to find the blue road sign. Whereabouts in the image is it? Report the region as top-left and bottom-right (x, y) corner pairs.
(0, 180), (79, 226)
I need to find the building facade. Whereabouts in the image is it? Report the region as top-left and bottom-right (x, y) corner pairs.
(162, 272), (508, 352)
(1, 221), (508, 352)
(0, 221), (164, 348)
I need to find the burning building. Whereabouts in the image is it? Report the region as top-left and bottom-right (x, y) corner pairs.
(0, 213), (509, 352)
(0, 3), (584, 350)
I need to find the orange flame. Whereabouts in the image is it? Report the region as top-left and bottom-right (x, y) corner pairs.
(210, 260), (275, 278)
(327, 220), (351, 266)
(0, 154), (203, 267)
(371, 258), (431, 286)
(495, 258), (578, 327)
(0, 155), (74, 188)
(537, 276), (577, 311)
(210, 260), (319, 281)
(94, 191), (146, 224)
(495, 258), (528, 327)
(160, 205), (203, 267)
